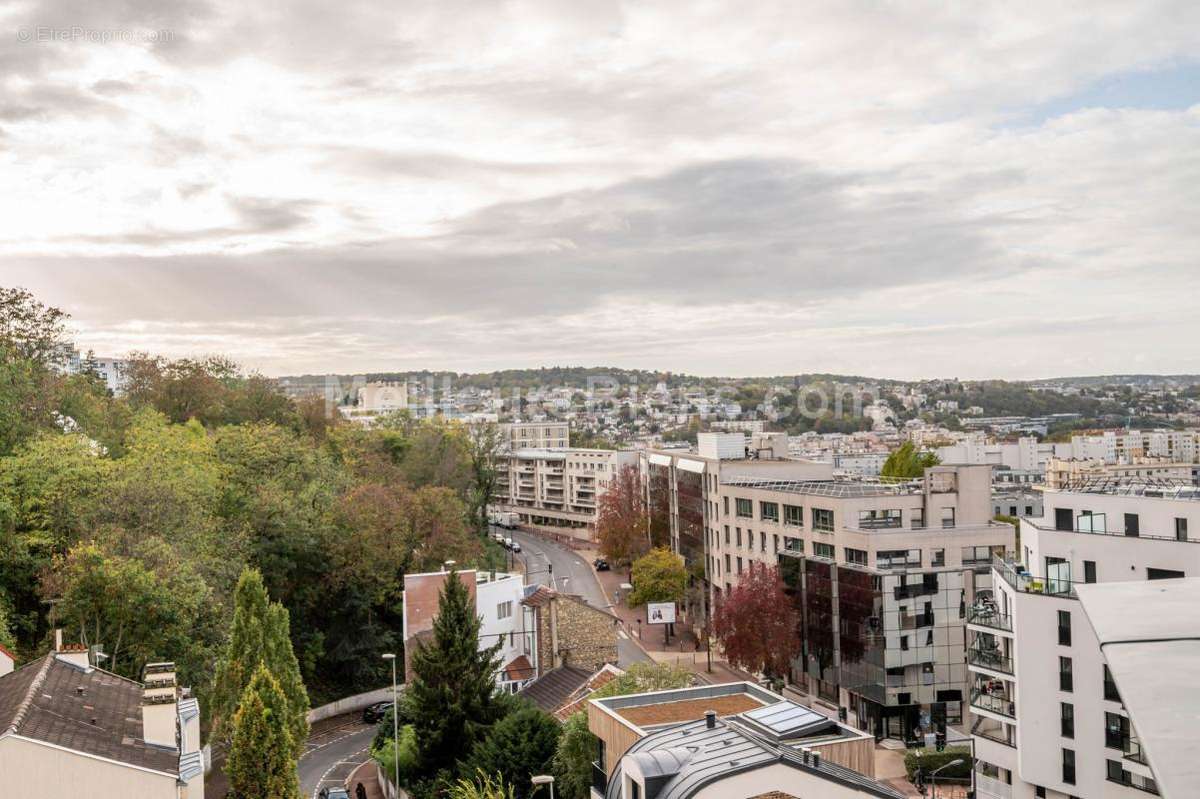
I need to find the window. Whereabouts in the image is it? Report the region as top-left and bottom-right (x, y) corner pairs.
(773, 534), (779, 553)
(1148, 567), (1186, 580)
(1176, 517), (1189, 542)
(497, 600), (513, 620)
(735, 498), (753, 518)
(1059, 656), (1073, 692)
(1062, 748), (1075, 785)
(1105, 712), (1129, 750)
(1061, 702), (1074, 738)
(845, 548), (868, 566)
(900, 635), (909, 651)
(784, 537), (803, 553)
(736, 528), (742, 547)
(931, 548), (945, 567)
(724, 525), (730, 545)
(941, 507), (956, 528)
(724, 554), (731, 573)
(858, 509), (902, 529)
(760, 531), (767, 552)
(911, 508), (925, 528)
(962, 545), (994, 565)
(1054, 507), (1074, 531)
(876, 549), (921, 569)
(723, 496), (729, 516)
(783, 504), (804, 526)
(1009, 505), (1017, 516)
(1058, 610), (1072, 646)
(812, 508), (834, 531)
(813, 542), (835, 559)
(1025, 505), (1033, 516)
(1124, 513), (1140, 537)
(736, 557), (743, 574)
(1103, 664), (1120, 701)
(1084, 561), (1097, 584)
(760, 502), (779, 522)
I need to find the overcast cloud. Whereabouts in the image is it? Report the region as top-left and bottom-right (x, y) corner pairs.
(1, 0), (1197, 378)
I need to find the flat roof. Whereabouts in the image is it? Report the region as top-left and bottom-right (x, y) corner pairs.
(1076, 578), (1200, 799)
(616, 694), (766, 728)
(720, 477), (925, 498)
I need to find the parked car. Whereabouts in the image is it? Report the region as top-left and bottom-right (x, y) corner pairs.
(511, 541), (522, 553)
(318, 788), (351, 799)
(503, 537), (514, 549)
(593, 558), (610, 571)
(493, 531), (506, 543)
(362, 701), (392, 723)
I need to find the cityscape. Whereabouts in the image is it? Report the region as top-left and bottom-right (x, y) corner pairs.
(1, 3), (1198, 799)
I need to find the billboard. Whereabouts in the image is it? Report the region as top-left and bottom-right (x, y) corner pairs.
(647, 602), (676, 625)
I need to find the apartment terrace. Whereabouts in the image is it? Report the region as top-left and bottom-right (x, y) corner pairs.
(991, 556), (1080, 599)
(719, 477), (927, 498)
(1054, 476), (1200, 500)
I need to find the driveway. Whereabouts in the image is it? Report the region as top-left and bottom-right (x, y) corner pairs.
(506, 526), (650, 667)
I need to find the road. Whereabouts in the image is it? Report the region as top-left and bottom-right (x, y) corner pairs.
(298, 716), (378, 799)
(505, 526), (650, 667)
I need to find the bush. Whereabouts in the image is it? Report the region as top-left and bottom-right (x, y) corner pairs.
(373, 724), (419, 785)
(903, 746), (971, 781)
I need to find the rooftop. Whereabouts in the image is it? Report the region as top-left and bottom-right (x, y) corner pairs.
(1077, 578), (1200, 799)
(0, 654), (180, 775)
(720, 476), (926, 498)
(1049, 477), (1200, 501)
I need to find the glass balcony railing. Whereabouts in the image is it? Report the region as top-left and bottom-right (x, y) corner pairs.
(968, 606), (1013, 632)
(968, 645), (1013, 674)
(970, 689), (1016, 718)
(1124, 736), (1148, 766)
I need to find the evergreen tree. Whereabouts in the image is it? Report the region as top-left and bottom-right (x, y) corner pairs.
(226, 666), (300, 799)
(407, 568), (504, 779)
(464, 706), (560, 799)
(266, 602), (310, 757)
(212, 568), (271, 742)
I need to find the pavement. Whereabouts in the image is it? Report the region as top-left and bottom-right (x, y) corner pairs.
(298, 713), (379, 799)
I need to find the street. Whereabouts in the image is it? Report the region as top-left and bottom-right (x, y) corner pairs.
(505, 526), (651, 667)
(298, 716), (378, 799)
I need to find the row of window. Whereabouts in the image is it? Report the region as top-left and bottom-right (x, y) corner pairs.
(1053, 507), (1191, 541)
(725, 495), (960, 531)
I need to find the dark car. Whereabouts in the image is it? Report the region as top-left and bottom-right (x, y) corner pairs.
(318, 788), (351, 799)
(594, 558), (610, 571)
(362, 700), (392, 723)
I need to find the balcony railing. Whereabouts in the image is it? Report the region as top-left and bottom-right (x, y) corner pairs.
(968, 607), (1013, 632)
(1124, 736), (1148, 766)
(992, 556), (1079, 598)
(968, 645), (1013, 674)
(591, 761), (608, 794)
(970, 689), (1016, 718)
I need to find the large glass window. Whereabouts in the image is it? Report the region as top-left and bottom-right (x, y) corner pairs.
(1062, 748), (1075, 785)
(735, 497), (753, 518)
(845, 548), (868, 566)
(760, 502), (779, 522)
(876, 549), (921, 569)
(961, 545), (995, 565)
(784, 504), (804, 526)
(784, 537), (803, 553)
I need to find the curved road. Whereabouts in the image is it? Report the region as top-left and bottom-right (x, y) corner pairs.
(506, 526), (650, 667)
(298, 716), (378, 799)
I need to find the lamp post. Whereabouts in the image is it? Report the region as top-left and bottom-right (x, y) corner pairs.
(930, 758), (964, 799)
(531, 774), (555, 799)
(381, 653), (399, 795)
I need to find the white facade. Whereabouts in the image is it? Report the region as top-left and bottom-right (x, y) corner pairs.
(969, 486), (1200, 799)
(475, 572), (538, 690)
(1067, 431), (1199, 465)
(493, 448), (637, 537)
(937, 435), (1069, 473)
(696, 432), (750, 460)
(500, 421), (570, 450)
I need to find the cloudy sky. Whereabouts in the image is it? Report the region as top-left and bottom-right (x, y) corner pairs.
(1, 1), (1198, 379)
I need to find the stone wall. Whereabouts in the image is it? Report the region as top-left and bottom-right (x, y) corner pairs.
(539, 595), (619, 674)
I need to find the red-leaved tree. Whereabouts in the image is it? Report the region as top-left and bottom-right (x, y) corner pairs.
(596, 465), (650, 568)
(711, 564), (801, 679)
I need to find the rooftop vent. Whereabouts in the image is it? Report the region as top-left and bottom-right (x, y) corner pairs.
(705, 710), (716, 729)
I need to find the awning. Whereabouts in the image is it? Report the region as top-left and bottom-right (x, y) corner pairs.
(648, 453), (672, 466)
(677, 458), (706, 474)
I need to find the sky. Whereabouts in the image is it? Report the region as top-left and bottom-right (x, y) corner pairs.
(1, 1), (1198, 380)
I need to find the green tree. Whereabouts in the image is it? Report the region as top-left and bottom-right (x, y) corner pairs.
(465, 706), (561, 799)
(465, 422), (502, 535)
(627, 548), (686, 607)
(407, 568), (504, 779)
(448, 770), (517, 799)
(265, 603), (311, 756)
(0, 286), (69, 365)
(226, 666), (300, 799)
(881, 441), (940, 479)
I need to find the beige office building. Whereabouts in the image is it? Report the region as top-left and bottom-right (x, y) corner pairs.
(493, 447), (637, 538)
(500, 421), (570, 450)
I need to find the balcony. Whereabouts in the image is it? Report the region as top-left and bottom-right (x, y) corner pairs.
(591, 761), (608, 795)
(1124, 736), (1148, 766)
(968, 644), (1013, 675)
(992, 556), (1078, 598)
(971, 689), (1016, 719)
(968, 606), (1013, 633)
(975, 771), (1013, 799)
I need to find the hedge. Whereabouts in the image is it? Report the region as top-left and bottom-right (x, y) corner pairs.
(903, 746), (972, 781)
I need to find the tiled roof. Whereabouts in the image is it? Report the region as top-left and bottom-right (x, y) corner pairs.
(0, 655), (179, 775)
(521, 585), (557, 608)
(503, 655), (534, 682)
(554, 665), (622, 721)
(518, 666), (592, 713)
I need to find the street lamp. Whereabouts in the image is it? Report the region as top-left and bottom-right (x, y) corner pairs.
(929, 758), (964, 798)
(381, 653), (399, 794)
(531, 774), (555, 799)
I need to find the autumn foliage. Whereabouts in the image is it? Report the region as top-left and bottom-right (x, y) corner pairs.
(711, 564), (800, 678)
(596, 465), (650, 567)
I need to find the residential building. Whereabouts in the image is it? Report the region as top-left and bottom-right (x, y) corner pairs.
(402, 569), (618, 690)
(0, 639), (203, 798)
(969, 480), (1200, 799)
(1044, 457), (1194, 489)
(340, 380), (409, 424)
(500, 421), (570, 450)
(1075, 578), (1200, 799)
(518, 663), (623, 721)
(588, 682), (899, 799)
(991, 487), (1043, 519)
(936, 435), (1069, 475)
(493, 448), (638, 539)
(58, 349), (130, 395)
(1067, 430), (1199, 465)
(713, 463), (1014, 741)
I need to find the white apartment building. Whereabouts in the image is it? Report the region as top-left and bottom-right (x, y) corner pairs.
(1067, 430), (1199, 465)
(493, 448), (637, 538)
(1044, 457), (1194, 489)
(59, 349), (130, 395)
(499, 421), (570, 450)
(937, 435), (1070, 474)
(712, 463), (1013, 741)
(969, 482), (1200, 799)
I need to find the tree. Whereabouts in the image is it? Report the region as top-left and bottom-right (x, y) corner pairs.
(0, 286), (68, 365)
(881, 441), (939, 479)
(596, 465), (649, 568)
(465, 706), (561, 799)
(711, 564), (800, 679)
(627, 548), (686, 608)
(265, 602), (311, 756)
(465, 422), (503, 535)
(448, 770), (517, 799)
(407, 567), (505, 779)
(226, 665), (300, 799)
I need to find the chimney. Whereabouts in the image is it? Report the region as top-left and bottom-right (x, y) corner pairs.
(811, 751), (821, 768)
(141, 662), (179, 749)
(705, 710), (716, 729)
(54, 628), (63, 651)
(54, 637), (91, 670)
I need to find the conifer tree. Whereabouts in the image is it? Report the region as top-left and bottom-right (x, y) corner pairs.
(212, 568), (271, 742)
(226, 665), (300, 799)
(266, 602), (310, 757)
(407, 568), (504, 779)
